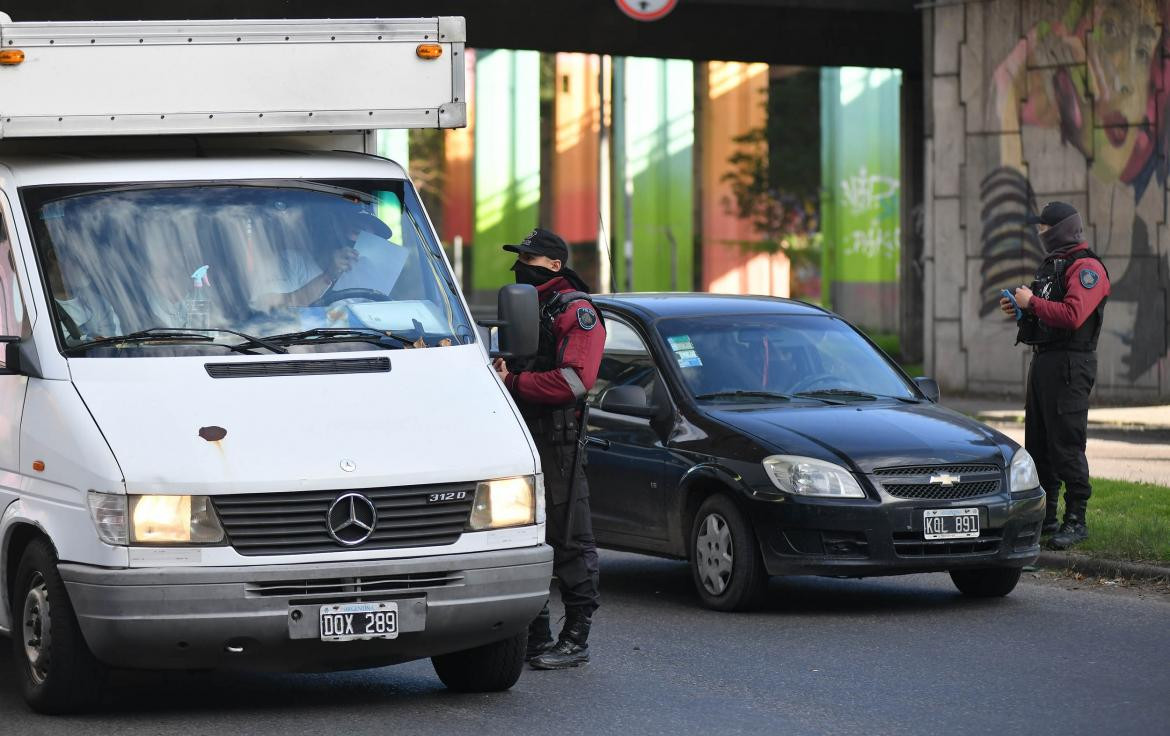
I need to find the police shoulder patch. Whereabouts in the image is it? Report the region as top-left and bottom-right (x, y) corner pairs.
(576, 307), (598, 330)
(1079, 268), (1100, 289)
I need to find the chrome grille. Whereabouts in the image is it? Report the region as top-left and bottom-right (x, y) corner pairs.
(212, 483), (475, 556)
(882, 480), (1001, 500)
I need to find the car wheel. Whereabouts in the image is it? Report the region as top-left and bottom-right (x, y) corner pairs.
(12, 538), (108, 714)
(949, 566), (1022, 598)
(689, 494), (768, 611)
(431, 631), (527, 692)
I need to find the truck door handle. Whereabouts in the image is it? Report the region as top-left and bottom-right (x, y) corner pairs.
(586, 436), (610, 450)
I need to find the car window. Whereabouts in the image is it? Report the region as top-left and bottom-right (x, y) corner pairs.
(587, 316), (668, 409)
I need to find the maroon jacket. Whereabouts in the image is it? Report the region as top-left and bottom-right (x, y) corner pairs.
(1029, 243), (1111, 330)
(504, 276), (605, 405)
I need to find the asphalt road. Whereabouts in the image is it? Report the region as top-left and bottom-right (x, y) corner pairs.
(2, 551), (1168, 736)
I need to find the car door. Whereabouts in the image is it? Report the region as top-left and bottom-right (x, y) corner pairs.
(0, 196), (32, 513)
(585, 315), (671, 542)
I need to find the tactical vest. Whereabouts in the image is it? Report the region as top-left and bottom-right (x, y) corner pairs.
(516, 289), (603, 374)
(1016, 248), (1108, 351)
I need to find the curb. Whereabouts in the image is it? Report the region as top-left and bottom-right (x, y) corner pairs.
(1034, 551), (1170, 582)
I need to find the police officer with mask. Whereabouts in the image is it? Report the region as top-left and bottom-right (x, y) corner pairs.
(1000, 202), (1110, 549)
(493, 228), (605, 669)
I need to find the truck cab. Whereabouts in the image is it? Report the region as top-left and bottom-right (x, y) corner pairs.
(0, 13), (550, 713)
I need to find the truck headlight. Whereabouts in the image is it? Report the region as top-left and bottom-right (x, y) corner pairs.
(87, 492), (226, 545)
(468, 476), (536, 530)
(1010, 448), (1041, 493)
(762, 455), (866, 499)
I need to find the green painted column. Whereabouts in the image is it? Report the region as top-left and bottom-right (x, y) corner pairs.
(820, 67), (901, 331)
(612, 57), (694, 292)
(473, 49), (541, 292)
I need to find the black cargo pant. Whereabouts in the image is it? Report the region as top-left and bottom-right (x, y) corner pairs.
(532, 428), (600, 619)
(1025, 349), (1095, 520)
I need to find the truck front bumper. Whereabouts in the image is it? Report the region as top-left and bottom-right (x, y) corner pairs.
(59, 545), (552, 671)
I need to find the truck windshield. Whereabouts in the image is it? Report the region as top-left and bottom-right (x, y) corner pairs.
(21, 179), (473, 356)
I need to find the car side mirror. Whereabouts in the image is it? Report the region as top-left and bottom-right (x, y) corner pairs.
(0, 336), (23, 376)
(599, 385), (660, 419)
(914, 376), (940, 403)
(478, 284), (539, 359)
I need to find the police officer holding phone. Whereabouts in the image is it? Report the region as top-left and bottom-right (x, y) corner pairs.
(493, 228), (605, 669)
(1000, 202), (1110, 549)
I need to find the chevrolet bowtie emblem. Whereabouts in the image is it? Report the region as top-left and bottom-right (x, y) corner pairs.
(929, 474), (961, 487)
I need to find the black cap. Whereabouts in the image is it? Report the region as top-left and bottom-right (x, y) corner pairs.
(503, 227), (569, 262)
(1026, 201), (1079, 226)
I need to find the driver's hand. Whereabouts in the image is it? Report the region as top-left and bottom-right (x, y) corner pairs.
(493, 357), (510, 383)
(326, 247), (359, 281)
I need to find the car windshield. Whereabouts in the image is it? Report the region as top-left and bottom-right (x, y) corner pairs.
(655, 313), (917, 401)
(21, 179), (473, 356)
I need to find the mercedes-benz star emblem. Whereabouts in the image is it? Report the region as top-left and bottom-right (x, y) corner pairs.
(340, 459), (357, 472)
(326, 493), (377, 546)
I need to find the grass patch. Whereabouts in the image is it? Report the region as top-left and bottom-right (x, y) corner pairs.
(1058, 478), (1170, 564)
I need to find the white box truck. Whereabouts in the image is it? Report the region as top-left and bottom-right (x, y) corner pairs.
(0, 13), (551, 713)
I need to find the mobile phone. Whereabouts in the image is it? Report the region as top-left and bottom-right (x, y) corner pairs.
(1000, 288), (1022, 321)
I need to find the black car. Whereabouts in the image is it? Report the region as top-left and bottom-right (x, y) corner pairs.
(583, 294), (1045, 610)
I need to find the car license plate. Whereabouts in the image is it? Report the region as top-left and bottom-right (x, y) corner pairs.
(923, 508), (980, 540)
(319, 602), (398, 642)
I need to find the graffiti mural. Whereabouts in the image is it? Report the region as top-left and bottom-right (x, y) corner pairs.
(982, 0), (1170, 383)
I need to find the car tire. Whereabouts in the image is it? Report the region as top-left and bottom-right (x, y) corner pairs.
(431, 631), (527, 692)
(689, 494), (769, 611)
(11, 538), (108, 714)
(949, 566), (1022, 598)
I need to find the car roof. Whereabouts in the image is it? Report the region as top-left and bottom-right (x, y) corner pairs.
(593, 292), (831, 322)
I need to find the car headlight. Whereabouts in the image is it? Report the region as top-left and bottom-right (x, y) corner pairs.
(1010, 448), (1041, 493)
(468, 476), (537, 530)
(762, 455), (866, 498)
(87, 492), (226, 545)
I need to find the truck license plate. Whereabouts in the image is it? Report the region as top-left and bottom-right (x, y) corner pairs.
(923, 508), (980, 540)
(319, 602), (398, 642)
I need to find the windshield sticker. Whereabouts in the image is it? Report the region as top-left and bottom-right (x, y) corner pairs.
(40, 201), (65, 220)
(667, 335), (694, 352)
(677, 355), (703, 368)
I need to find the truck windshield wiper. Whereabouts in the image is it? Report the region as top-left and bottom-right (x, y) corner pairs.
(248, 327), (416, 350)
(694, 390), (792, 402)
(65, 327), (281, 355)
(793, 389), (879, 402)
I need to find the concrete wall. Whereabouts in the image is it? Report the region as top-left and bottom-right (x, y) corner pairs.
(924, 0), (1170, 401)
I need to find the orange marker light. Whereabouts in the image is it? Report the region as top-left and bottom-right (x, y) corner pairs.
(416, 43), (443, 59)
(32, 460), (45, 472)
(0, 49), (26, 65)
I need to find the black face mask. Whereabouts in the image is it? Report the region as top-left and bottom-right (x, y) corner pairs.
(512, 261), (558, 286)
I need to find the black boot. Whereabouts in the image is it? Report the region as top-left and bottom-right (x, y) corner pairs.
(1042, 498), (1060, 536)
(530, 610), (591, 670)
(1049, 514), (1088, 550)
(525, 602), (554, 661)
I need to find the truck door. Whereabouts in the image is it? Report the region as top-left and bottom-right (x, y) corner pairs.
(0, 197), (31, 489)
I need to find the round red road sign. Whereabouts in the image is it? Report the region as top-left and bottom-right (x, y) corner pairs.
(616, 0), (679, 22)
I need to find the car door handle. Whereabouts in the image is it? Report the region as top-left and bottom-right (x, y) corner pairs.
(586, 436), (610, 450)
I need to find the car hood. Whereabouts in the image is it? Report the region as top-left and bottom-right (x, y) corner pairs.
(703, 401), (1012, 473)
(69, 345), (536, 494)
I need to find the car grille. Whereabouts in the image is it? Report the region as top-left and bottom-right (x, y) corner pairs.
(873, 464), (999, 477)
(892, 530), (1003, 557)
(212, 483), (475, 556)
(873, 463), (1003, 501)
(882, 480), (1001, 500)
(246, 571), (464, 604)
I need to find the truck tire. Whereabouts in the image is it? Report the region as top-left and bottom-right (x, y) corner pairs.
(690, 494), (769, 611)
(949, 566), (1022, 598)
(11, 538), (108, 714)
(431, 631), (527, 692)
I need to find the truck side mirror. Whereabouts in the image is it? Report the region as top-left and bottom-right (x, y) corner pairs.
(478, 284), (539, 359)
(0, 336), (27, 376)
(914, 376), (940, 403)
(599, 385), (660, 419)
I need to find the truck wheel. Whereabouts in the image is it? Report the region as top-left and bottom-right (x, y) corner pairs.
(431, 631), (526, 692)
(949, 566), (1022, 598)
(11, 538), (108, 714)
(690, 494), (769, 611)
